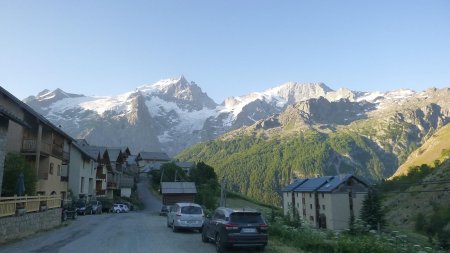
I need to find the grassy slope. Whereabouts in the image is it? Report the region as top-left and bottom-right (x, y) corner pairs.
(384, 160), (450, 230)
(392, 123), (450, 178)
(384, 124), (450, 231)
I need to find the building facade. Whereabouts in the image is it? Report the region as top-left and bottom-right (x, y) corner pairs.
(282, 175), (368, 230)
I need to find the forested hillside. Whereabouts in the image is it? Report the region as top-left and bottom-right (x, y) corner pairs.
(177, 129), (389, 205)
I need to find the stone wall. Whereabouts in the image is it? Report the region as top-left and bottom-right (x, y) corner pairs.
(0, 208), (61, 244)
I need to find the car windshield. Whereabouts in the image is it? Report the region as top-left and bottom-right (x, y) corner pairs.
(230, 212), (263, 223)
(181, 206), (202, 214)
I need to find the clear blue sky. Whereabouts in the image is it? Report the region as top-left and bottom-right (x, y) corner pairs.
(1, 0), (449, 103)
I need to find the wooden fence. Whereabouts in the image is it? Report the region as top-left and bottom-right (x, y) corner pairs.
(0, 195), (60, 218)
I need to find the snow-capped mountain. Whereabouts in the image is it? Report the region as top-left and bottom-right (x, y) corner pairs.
(23, 76), (423, 156)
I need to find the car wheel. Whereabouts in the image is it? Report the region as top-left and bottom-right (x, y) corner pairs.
(215, 233), (225, 252)
(172, 222), (177, 232)
(201, 228), (209, 243)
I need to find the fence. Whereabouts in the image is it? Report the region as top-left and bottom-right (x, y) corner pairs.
(0, 195), (60, 218)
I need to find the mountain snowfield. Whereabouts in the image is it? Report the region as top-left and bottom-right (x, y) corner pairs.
(23, 76), (429, 156)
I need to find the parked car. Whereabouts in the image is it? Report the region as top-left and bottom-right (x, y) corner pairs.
(75, 200), (91, 216)
(167, 203), (204, 232)
(201, 207), (268, 252)
(112, 203), (128, 213)
(160, 205), (170, 216)
(89, 200), (103, 214)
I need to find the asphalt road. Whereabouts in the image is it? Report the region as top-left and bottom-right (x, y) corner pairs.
(0, 175), (217, 253)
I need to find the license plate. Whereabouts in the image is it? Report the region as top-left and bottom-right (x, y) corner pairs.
(187, 220), (196, 224)
(241, 228), (257, 233)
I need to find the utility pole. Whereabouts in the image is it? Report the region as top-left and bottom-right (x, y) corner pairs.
(220, 177), (227, 207)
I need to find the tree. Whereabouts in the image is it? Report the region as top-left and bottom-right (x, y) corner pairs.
(2, 153), (36, 196)
(360, 189), (386, 231)
(190, 162), (219, 210)
(160, 163), (187, 182)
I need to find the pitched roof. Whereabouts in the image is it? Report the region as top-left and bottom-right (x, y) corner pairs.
(127, 155), (137, 165)
(138, 152), (170, 161)
(107, 148), (122, 162)
(161, 182), (197, 194)
(72, 142), (98, 161)
(281, 179), (308, 192)
(293, 176), (335, 192)
(84, 146), (107, 156)
(0, 86), (74, 141)
(317, 174), (369, 192)
(0, 105), (31, 128)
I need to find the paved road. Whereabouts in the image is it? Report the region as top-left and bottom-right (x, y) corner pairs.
(0, 175), (216, 253)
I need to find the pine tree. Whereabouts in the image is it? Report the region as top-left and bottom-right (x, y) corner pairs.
(360, 189), (386, 231)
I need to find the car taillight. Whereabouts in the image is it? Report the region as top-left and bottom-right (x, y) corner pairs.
(259, 224), (268, 231)
(224, 224), (239, 230)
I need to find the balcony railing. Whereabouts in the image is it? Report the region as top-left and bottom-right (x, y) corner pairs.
(96, 174), (106, 180)
(0, 195), (61, 218)
(107, 182), (117, 189)
(96, 190), (106, 196)
(52, 144), (63, 157)
(22, 139), (52, 155)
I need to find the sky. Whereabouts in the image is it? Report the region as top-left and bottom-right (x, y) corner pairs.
(1, 0), (449, 103)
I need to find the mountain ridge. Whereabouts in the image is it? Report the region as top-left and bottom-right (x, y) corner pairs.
(23, 76), (448, 160)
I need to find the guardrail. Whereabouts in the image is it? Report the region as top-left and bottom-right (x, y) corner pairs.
(0, 195), (61, 218)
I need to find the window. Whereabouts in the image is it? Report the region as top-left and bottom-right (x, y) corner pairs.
(297, 203), (299, 208)
(310, 204), (312, 209)
(81, 177), (85, 193)
(49, 163), (54, 175)
(322, 205), (325, 210)
(309, 193), (312, 198)
(57, 165), (61, 176)
(321, 193), (324, 198)
(310, 216), (314, 222)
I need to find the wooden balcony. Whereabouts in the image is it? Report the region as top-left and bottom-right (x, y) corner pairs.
(96, 190), (107, 196)
(96, 174), (106, 180)
(107, 182), (117, 189)
(52, 144), (63, 157)
(22, 139), (52, 155)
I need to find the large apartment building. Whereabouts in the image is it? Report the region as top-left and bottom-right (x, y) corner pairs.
(282, 174), (369, 230)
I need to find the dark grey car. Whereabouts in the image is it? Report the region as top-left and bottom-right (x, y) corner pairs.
(89, 200), (103, 214)
(201, 207), (268, 252)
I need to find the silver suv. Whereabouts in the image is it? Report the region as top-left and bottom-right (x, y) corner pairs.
(167, 202), (204, 232)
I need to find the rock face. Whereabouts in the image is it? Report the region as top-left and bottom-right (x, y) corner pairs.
(23, 77), (450, 159)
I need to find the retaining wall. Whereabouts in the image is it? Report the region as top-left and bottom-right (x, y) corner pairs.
(0, 208), (61, 244)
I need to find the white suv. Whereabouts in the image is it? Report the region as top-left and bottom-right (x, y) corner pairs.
(112, 203), (128, 213)
(167, 203), (204, 232)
